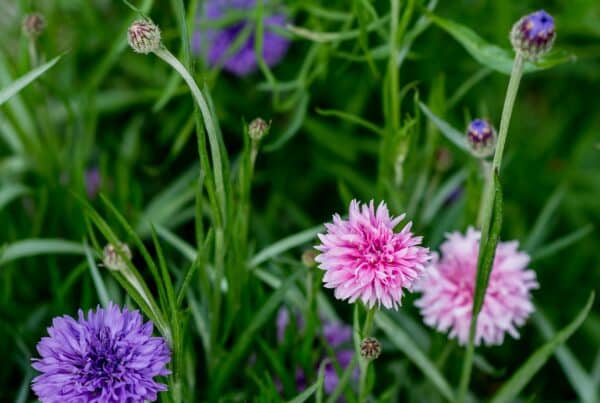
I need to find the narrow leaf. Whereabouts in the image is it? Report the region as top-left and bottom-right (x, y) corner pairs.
(491, 292), (595, 403)
(0, 55), (63, 106)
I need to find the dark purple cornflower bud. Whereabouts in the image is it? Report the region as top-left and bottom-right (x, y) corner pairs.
(510, 10), (555, 60)
(467, 119), (496, 158)
(31, 303), (171, 402)
(194, 0), (290, 76)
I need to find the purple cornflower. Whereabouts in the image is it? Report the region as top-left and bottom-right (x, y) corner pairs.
(85, 167), (101, 199)
(32, 303), (171, 403)
(193, 0), (290, 76)
(510, 10), (555, 60)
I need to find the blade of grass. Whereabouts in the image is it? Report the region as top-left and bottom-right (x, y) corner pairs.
(376, 312), (454, 401)
(490, 292), (595, 403)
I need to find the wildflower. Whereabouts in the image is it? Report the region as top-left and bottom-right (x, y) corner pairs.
(414, 228), (539, 346)
(102, 242), (132, 271)
(31, 303), (171, 402)
(22, 13), (46, 37)
(315, 200), (430, 309)
(128, 19), (161, 54)
(467, 119), (496, 158)
(360, 337), (381, 360)
(248, 117), (270, 142)
(510, 10), (555, 61)
(193, 0), (290, 76)
(85, 167), (101, 199)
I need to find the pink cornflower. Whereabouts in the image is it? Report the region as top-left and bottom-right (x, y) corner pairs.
(315, 200), (430, 309)
(414, 228), (538, 346)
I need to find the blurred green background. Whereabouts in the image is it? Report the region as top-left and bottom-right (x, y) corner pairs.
(0, 0), (598, 401)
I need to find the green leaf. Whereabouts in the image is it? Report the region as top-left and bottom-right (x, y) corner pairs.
(533, 309), (597, 403)
(491, 292), (595, 403)
(530, 225), (594, 262)
(248, 225), (322, 268)
(0, 183), (29, 211)
(0, 55), (63, 106)
(418, 102), (471, 154)
(375, 312), (454, 401)
(0, 239), (85, 266)
(212, 270), (304, 395)
(428, 13), (574, 75)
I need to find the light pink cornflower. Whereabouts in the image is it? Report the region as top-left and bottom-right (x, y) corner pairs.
(414, 228), (538, 346)
(315, 200), (430, 309)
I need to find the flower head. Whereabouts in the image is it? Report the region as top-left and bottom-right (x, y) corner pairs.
(315, 200), (430, 310)
(467, 119), (496, 158)
(128, 19), (161, 54)
(415, 228), (538, 346)
(510, 10), (555, 60)
(32, 303), (171, 402)
(194, 0), (290, 76)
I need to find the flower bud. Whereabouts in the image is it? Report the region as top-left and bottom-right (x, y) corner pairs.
(467, 119), (496, 158)
(22, 13), (46, 37)
(301, 249), (318, 268)
(128, 19), (161, 54)
(360, 337), (381, 360)
(248, 118), (270, 142)
(510, 10), (555, 61)
(102, 243), (132, 271)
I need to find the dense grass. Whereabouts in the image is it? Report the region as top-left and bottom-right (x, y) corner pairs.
(1, 0), (599, 402)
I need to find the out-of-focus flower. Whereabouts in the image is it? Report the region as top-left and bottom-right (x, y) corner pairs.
(193, 0), (290, 76)
(414, 228), (538, 346)
(31, 303), (171, 402)
(510, 10), (555, 61)
(85, 167), (101, 199)
(128, 19), (161, 54)
(315, 200), (430, 309)
(467, 119), (496, 158)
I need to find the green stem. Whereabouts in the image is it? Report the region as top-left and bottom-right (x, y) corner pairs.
(457, 54), (525, 403)
(154, 47), (227, 225)
(358, 308), (376, 403)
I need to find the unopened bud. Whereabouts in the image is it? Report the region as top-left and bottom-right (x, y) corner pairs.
(360, 337), (381, 360)
(302, 249), (318, 268)
(102, 243), (132, 271)
(22, 13), (46, 37)
(128, 19), (161, 54)
(510, 10), (555, 61)
(467, 119), (496, 158)
(248, 118), (270, 142)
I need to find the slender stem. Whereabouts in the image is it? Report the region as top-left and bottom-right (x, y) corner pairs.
(457, 54), (525, 403)
(154, 47), (227, 225)
(358, 308), (376, 403)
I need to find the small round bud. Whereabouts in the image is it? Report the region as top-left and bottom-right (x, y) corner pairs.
(22, 13), (46, 37)
(301, 249), (318, 268)
(248, 118), (270, 142)
(467, 119), (496, 158)
(360, 337), (381, 360)
(510, 10), (555, 61)
(128, 19), (161, 54)
(102, 243), (132, 271)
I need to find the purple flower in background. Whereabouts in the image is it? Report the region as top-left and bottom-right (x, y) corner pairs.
(194, 0), (290, 76)
(85, 167), (101, 199)
(32, 303), (171, 403)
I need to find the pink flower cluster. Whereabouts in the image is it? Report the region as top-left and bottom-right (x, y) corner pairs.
(414, 228), (538, 346)
(315, 200), (430, 309)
